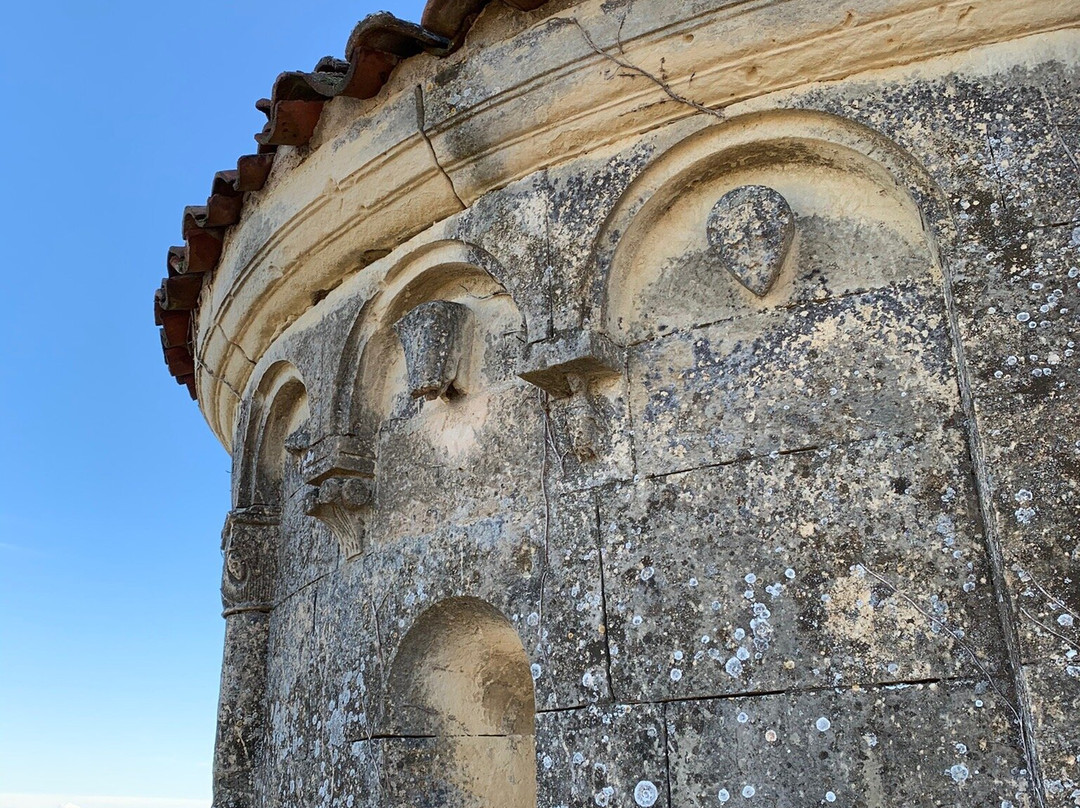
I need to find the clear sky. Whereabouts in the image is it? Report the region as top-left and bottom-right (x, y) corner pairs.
(0, 2), (424, 805)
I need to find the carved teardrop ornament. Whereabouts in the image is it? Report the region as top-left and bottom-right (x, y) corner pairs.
(706, 185), (795, 297)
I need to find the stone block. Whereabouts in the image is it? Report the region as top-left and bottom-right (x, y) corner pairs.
(537, 703), (668, 808)
(666, 680), (1030, 806)
(599, 428), (1007, 702)
(628, 279), (959, 477)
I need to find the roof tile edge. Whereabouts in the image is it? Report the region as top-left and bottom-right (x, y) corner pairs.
(153, 0), (551, 400)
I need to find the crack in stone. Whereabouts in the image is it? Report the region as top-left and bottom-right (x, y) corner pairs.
(415, 84), (467, 210)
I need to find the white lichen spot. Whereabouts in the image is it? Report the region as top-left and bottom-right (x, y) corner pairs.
(542, 754), (553, 770)
(670, 668), (683, 682)
(825, 792), (837, 803)
(737, 711), (749, 724)
(785, 568), (796, 580)
(718, 789), (731, 803)
(734, 628), (746, 641)
(736, 647), (751, 661)
(634, 780), (659, 807)
(725, 657), (744, 677)
(531, 663), (542, 680)
(632, 615), (643, 627)
(527, 612), (540, 627)
(816, 717), (832, 732)
(742, 785), (756, 798)
(745, 573), (758, 584)
(640, 566), (655, 582)
(765, 729), (777, 742)
(1058, 613), (1075, 628)
(673, 650), (684, 661)
(594, 785), (615, 806)
(948, 763), (970, 783)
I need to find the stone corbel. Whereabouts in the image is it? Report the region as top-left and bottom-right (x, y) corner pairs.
(299, 433), (376, 485)
(392, 300), (473, 401)
(518, 330), (626, 463)
(295, 432), (376, 560)
(302, 476), (375, 560)
(517, 329), (624, 398)
(220, 505), (280, 615)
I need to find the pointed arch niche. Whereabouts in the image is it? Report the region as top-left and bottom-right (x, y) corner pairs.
(385, 597), (537, 808)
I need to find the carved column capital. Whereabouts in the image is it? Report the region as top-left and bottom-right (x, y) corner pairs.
(302, 476), (374, 561)
(220, 507), (280, 615)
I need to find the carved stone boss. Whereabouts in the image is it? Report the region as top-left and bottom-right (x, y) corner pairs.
(393, 300), (473, 401)
(707, 184), (795, 297)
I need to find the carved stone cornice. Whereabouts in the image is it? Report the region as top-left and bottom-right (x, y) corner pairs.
(194, 0), (1080, 449)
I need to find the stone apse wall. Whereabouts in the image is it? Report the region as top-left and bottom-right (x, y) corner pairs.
(176, 2), (1080, 806)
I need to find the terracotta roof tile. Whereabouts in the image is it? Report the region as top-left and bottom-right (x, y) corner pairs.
(155, 0), (552, 399)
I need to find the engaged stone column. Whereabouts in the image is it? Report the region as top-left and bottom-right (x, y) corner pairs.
(213, 506), (279, 808)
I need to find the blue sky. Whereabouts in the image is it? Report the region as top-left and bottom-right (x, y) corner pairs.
(0, 2), (423, 804)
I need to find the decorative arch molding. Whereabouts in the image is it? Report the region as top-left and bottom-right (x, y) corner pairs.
(381, 596), (537, 807)
(233, 360), (311, 510)
(328, 239), (527, 438)
(587, 108), (953, 342)
(297, 240), (526, 559)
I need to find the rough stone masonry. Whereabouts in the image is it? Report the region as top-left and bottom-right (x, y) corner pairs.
(153, 1), (1080, 805)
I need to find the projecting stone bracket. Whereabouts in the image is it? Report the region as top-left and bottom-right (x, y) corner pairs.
(393, 300), (473, 401)
(519, 330), (626, 464)
(517, 329), (625, 398)
(298, 433), (376, 485)
(302, 476), (375, 561)
(220, 505), (281, 615)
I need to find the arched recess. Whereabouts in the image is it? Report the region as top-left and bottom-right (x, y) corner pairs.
(590, 108), (952, 343)
(585, 108), (967, 480)
(329, 240), (527, 441)
(234, 360), (311, 509)
(385, 597), (537, 808)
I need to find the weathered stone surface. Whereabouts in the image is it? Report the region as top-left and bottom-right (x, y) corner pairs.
(628, 280), (958, 477)
(176, 5), (1080, 806)
(600, 428), (1007, 702)
(666, 681), (1031, 807)
(536, 703), (669, 808)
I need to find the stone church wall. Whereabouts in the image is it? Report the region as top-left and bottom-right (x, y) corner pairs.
(169, 3), (1080, 806)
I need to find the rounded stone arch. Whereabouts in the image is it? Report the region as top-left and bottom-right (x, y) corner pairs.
(588, 108), (953, 342)
(234, 360), (311, 508)
(384, 596), (537, 808)
(328, 240), (527, 440)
